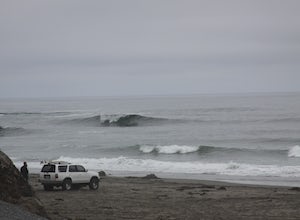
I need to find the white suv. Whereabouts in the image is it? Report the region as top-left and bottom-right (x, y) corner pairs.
(39, 161), (100, 191)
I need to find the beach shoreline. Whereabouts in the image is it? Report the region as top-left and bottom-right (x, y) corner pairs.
(28, 168), (300, 188)
(30, 174), (300, 220)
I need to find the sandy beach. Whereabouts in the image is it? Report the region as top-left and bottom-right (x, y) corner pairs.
(29, 174), (300, 220)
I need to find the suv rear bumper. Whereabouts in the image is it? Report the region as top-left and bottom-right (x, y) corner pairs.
(40, 179), (63, 185)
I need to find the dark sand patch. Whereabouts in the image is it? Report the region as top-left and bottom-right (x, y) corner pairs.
(29, 175), (300, 220)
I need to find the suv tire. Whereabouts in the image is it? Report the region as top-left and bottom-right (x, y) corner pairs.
(89, 177), (99, 190)
(62, 179), (72, 191)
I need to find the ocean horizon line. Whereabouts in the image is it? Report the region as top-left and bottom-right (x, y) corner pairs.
(1, 91), (300, 100)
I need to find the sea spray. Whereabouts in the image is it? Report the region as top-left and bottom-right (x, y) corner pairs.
(139, 145), (199, 154)
(19, 156), (300, 178)
(288, 145), (300, 157)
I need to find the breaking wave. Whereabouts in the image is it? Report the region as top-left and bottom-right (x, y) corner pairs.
(139, 145), (202, 154)
(137, 144), (260, 155)
(137, 144), (300, 158)
(30, 156), (300, 178)
(66, 114), (176, 127)
(288, 145), (300, 158)
(104, 114), (168, 127)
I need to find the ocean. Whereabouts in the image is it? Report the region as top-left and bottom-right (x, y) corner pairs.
(1, 93), (300, 186)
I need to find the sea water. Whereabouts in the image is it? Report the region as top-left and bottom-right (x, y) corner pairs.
(1, 93), (300, 186)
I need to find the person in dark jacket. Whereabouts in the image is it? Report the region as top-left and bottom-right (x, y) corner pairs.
(20, 161), (29, 182)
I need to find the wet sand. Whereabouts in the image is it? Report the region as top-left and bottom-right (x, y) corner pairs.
(30, 175), (300, 220)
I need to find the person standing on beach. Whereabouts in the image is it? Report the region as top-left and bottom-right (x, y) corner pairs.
(20, 161), (29, 182)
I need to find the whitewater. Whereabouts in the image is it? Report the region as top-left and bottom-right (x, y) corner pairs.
(1, 93), (300, 186)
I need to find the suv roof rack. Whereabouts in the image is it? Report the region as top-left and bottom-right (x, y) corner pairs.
(41, 160), (71, 165)
(51, 161), (71, 165)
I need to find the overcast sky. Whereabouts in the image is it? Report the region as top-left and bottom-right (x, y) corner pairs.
(0, 0), (300, 98)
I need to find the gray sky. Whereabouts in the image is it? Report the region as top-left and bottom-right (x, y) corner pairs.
(1, 0), (300, 98)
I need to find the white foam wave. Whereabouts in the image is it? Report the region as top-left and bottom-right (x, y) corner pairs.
(288, 145), (300, 157)
(34, 156), (300, 178)
(227, 161), (240, 170)
(139, 145), (199, 154)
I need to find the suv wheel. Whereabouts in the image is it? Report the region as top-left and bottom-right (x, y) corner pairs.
(89, 177), (99, 190)
(62, 179), (72, 191)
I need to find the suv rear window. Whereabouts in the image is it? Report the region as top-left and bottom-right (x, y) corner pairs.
(41, 164), (55, 172)
(58, 165), (67, 172)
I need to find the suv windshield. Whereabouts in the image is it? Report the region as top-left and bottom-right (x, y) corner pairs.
(41, 164), (55, 172)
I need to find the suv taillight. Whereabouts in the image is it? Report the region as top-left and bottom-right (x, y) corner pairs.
(55, 174), (58, 179)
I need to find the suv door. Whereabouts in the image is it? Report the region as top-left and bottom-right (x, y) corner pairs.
(76, 165), (89, 183)
(68, 165), (81, 183)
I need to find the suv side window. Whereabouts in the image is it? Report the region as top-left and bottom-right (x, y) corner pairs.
(41, 164), (55, 172)
(69, 165), (77, 172)
(58, 165), (67, 172)
(76, 165), (86, 172)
